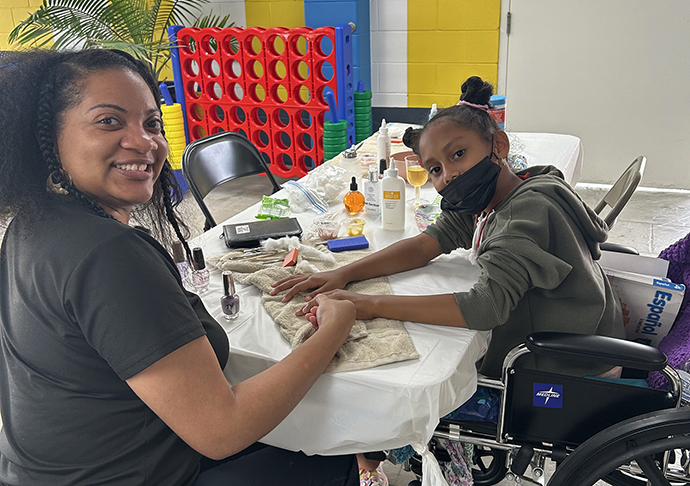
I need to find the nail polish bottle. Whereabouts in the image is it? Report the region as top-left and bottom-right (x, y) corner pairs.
(172, 241), (195, 292)
(191, 247), (210, 294)
(343, 176), (365, 215)
(220, 271), (240, 320)
(379, 158), (387, 180)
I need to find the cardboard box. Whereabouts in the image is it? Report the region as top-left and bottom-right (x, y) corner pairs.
(603, 267), (685, 347)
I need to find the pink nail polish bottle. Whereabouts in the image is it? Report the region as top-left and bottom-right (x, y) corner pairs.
(191, 247), (210, 294)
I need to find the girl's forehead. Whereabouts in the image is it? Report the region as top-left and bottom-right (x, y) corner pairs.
(420, 121), (479, 148)
(426, 120), (475, 137)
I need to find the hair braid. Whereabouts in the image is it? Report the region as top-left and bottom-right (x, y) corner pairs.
(36, 76), (61, 180)
(69, 189), (112, 219)
(159, 164), (193, 262)
(35, 64), (112, 219)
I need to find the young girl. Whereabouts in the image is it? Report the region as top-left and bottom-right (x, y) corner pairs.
(272, 75), (625, 380)
(274, 76), (626, 484)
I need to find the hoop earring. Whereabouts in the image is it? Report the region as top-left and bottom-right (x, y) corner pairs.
(46, 169), (71, 195)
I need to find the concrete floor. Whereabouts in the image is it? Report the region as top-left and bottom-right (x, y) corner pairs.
(180, 176), (690, 486)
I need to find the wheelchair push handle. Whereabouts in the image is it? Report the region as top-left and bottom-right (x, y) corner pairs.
(525, 332), (667, 371)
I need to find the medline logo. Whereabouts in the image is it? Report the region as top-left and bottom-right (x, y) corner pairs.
(533, 383), (563, 409)
(537, 388), (560, 404)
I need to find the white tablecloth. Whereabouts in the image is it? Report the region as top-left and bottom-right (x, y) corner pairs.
(189, 129), (583, 457)
(507, 131), (583, 185)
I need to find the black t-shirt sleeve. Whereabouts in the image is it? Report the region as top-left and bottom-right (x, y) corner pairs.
(63, 231), (207, 380)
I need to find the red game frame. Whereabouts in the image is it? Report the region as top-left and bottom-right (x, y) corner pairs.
(176, 26), (342, 179)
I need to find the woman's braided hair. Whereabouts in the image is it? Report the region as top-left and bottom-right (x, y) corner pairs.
(0, 48), (191, 257)
(403, 76), (500, 155)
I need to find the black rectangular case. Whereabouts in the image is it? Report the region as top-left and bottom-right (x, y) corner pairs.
(222, 218), (303, 248)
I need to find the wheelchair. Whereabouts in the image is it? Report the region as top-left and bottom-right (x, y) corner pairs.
(404, 331), (687, 486)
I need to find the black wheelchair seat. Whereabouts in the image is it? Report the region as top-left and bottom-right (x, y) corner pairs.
(503, 367), (676, 448)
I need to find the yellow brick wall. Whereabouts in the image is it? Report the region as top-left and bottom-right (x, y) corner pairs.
(245, 0), (305, 28)
(0, 0), (42, 50)
(407, 0), (500, 108)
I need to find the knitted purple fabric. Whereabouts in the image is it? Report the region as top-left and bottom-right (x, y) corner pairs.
(647, 232), (690, 389)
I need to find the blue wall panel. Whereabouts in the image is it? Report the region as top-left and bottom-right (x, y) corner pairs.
(304, 0), (371, 91)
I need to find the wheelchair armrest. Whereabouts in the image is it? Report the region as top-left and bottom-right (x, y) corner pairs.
(525, 332), (667, 371)
(600, 241), (639, 255)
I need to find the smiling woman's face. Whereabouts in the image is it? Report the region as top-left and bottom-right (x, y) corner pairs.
(55, 68), (168, 223)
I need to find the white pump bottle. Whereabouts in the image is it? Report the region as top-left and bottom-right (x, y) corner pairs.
(381, 158), (405, 231)
(376, 119), (391, 167)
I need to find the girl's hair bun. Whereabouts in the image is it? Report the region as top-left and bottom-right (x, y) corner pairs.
(403, 126), (422, 154)
(459, 76), (494, 106)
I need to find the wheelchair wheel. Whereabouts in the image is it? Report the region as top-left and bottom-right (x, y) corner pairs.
(472, 445), (508, 486)
(601, 470), (654, 486)
(548, 408), (690, 486)
(602, 447), (690, 486)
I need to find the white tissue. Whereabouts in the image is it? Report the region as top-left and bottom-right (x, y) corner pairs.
(261, 236), (336, 265)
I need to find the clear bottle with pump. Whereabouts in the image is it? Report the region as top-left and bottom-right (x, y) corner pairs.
(172, 241), (195, 292)
(191, 247), (210, 294)
(376, 119), (391, 167)
(343, 176), (365, 215)
(340, 145), (360, 179)
(381, 157), (406, 231)
(363, 163), (380, 215)
(220, 270), (240, 320)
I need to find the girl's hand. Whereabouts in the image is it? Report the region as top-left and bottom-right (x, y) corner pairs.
(304, 295), (356, 340)
(270, 270), (349, 303)
(298, 290), (376, 320)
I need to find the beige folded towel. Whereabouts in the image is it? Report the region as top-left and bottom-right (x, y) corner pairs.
(209, 246), (419, 373)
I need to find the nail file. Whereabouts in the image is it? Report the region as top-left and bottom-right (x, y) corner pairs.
(326, 235), (369, 252)
(282, 248), (299, 267)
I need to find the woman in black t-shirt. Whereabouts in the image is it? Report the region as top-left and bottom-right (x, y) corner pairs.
(0, 49), (358, 486)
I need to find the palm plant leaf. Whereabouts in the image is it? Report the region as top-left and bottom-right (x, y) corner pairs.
(152, 0), (205, 40)
(9, 0), (233, 78)
(10, 0), (123, 49)
(195, 13), (234, 29)
(10, 0), (117, 49)
(104, 0), (150, 45)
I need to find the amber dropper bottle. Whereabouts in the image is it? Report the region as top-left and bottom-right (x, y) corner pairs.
(343, 176), (365, 215)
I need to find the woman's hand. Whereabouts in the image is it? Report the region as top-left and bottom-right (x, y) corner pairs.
(128, 297), (358, 461)
(269, 269), (350, 303)
(300, 290), (376, 320)
(304, 294), (356, 339)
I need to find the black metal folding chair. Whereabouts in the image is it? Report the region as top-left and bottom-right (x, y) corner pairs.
(181, 131), (281, 231)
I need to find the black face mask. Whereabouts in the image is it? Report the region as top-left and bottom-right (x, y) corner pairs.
(439, 154), (501, 214)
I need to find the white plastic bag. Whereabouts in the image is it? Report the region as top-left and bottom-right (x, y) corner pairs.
(282, 180), (328, 213)
(302, 164), (349, 203)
